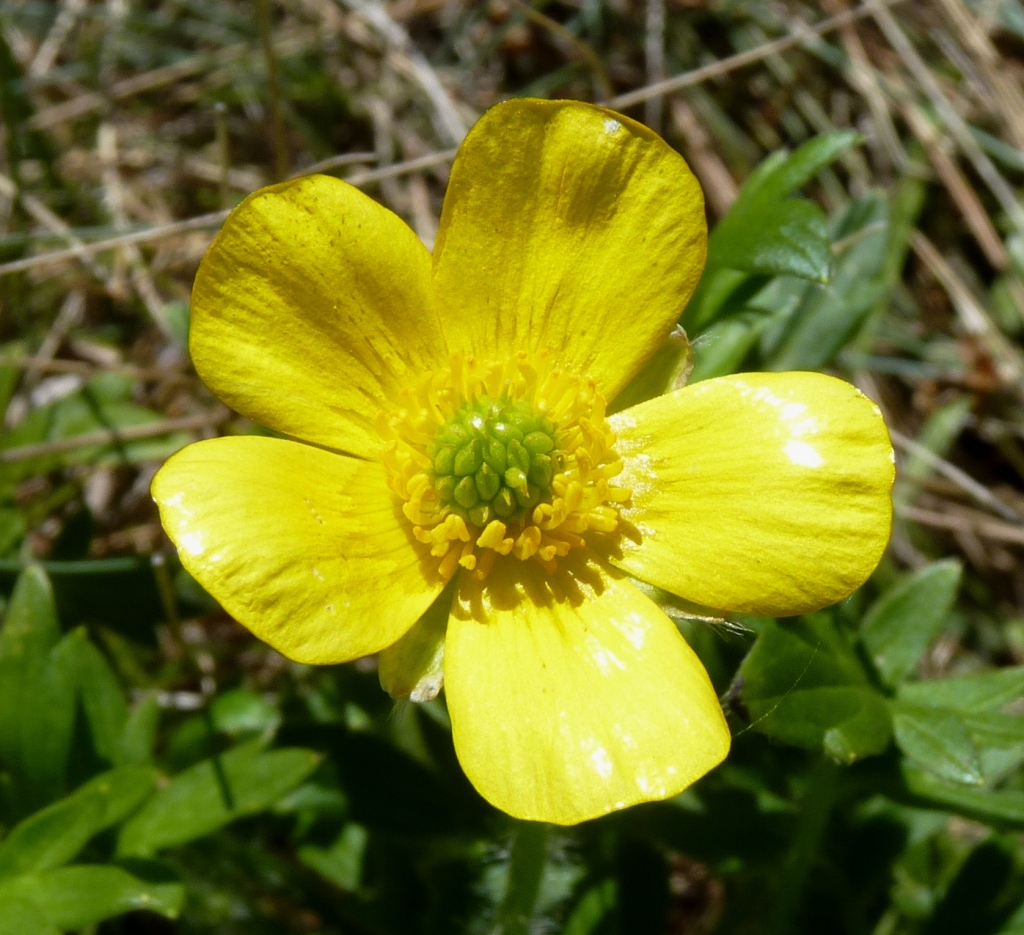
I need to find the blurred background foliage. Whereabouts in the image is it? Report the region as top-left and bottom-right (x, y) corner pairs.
(1, 0), (1024, 932)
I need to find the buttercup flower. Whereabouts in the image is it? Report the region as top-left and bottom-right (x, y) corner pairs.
(153, 99), (894, 825)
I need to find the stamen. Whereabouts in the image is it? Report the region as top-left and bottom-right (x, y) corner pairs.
(379, 351), (632, 581)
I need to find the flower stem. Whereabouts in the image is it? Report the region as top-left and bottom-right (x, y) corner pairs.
(767, 757), (841, 935)
(496, 820), (549, 935)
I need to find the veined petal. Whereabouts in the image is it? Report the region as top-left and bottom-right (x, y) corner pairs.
(432, 99), (706, 400)
(445, 552), (730, 825)
(191, 175), (446, 459)
(152, 436), (443, 663)
(609, 372), (895, 616)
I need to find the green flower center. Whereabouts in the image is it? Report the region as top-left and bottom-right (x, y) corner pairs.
(427, 395), (560, 528)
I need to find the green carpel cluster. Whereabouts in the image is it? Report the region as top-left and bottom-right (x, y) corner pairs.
(429, 396), (560, 526)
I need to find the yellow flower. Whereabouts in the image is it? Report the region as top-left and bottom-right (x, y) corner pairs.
(152, 99), (894, 826)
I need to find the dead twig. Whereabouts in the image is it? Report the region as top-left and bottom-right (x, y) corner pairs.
(606, 0), (909, 110)
(0, 149), (456, 279)
(0, 413), (229, 464)
(900, 505), (1024, 547)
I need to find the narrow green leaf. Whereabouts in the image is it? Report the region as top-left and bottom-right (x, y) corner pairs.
(115, 694), (162, 767)
(741, 132), (862, 204)
(0, 767), (156, 879)
(0, 567), (67, 815)
(899, 668), (1024, 713)
(765, 192), (889, 371)
(861, 560), (962, 687)
(0, 509), (23, 557)
(902, 764), (1024, 827)
(0, 342), (27, 426)
(117, 742), (320, 856)
(893, 702), (984, 785)
(0, 862), (183, 929)
(731, 149), (789, 203)
(564, 880), (616, 935)
(688, 313), (770, 383)
(892, 397), (973, 512)
(0, 566), (60, 666)
(681, 266), (767, 332)
(72, 634), (129, 764)
(20, 632), (80, 806)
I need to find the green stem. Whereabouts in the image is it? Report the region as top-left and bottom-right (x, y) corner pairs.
(497, 820), (549, 935)
(767, 757), (841, 935)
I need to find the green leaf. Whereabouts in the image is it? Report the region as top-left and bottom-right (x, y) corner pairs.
(822, 691), (894, 765)
(682, 267), (768, 333)
(116, 741), (320, 856)
(0, 567), (72, 815)
(764, 192), (890, 371)
(741, 132), (862, 203)
(115, 694), (162, 767)
(737, 616), (891, 762)
(70, 634), (129, 764)
(756, 685), (892, 764)
(892, 397), (973, 512)
(0, 898), (59, 935)
(892, 702), (984, 785)
(0, 509), (23, 557)
(209, 688), (279, 737)
(564, 880), (616, 935)
(298, 822), (368, 891)
(0, 343), (26, 425)
(0, 566), (60, 671)
(688, 313), (771, 383)
(919, 838), (1021, 935)
(608, 327), (692, 413)
(0, 766), (156, 879)
(712, 199), (831, 282)
(379, 586), (451, 702)
(0, 862), (183, 929)
(21, 633), (82, 807)
(861, 560), (962, 688)
(706, 132), (861, 285)
(963, 711), (1024, 785)
(901, 764), (1024, 826)
(739, 614), (869, 695)
(898, 668), (1024, 713)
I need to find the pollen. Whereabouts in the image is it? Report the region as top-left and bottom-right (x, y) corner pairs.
(377, 351), (632, 581)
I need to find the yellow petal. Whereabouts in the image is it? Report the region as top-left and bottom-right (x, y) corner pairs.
(432, 99), (706, 400)
(191, 175), (446, 459)
(609, 372), (895, 616)
(445, 552), (730, 825)
(152, 436), (443, 663)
